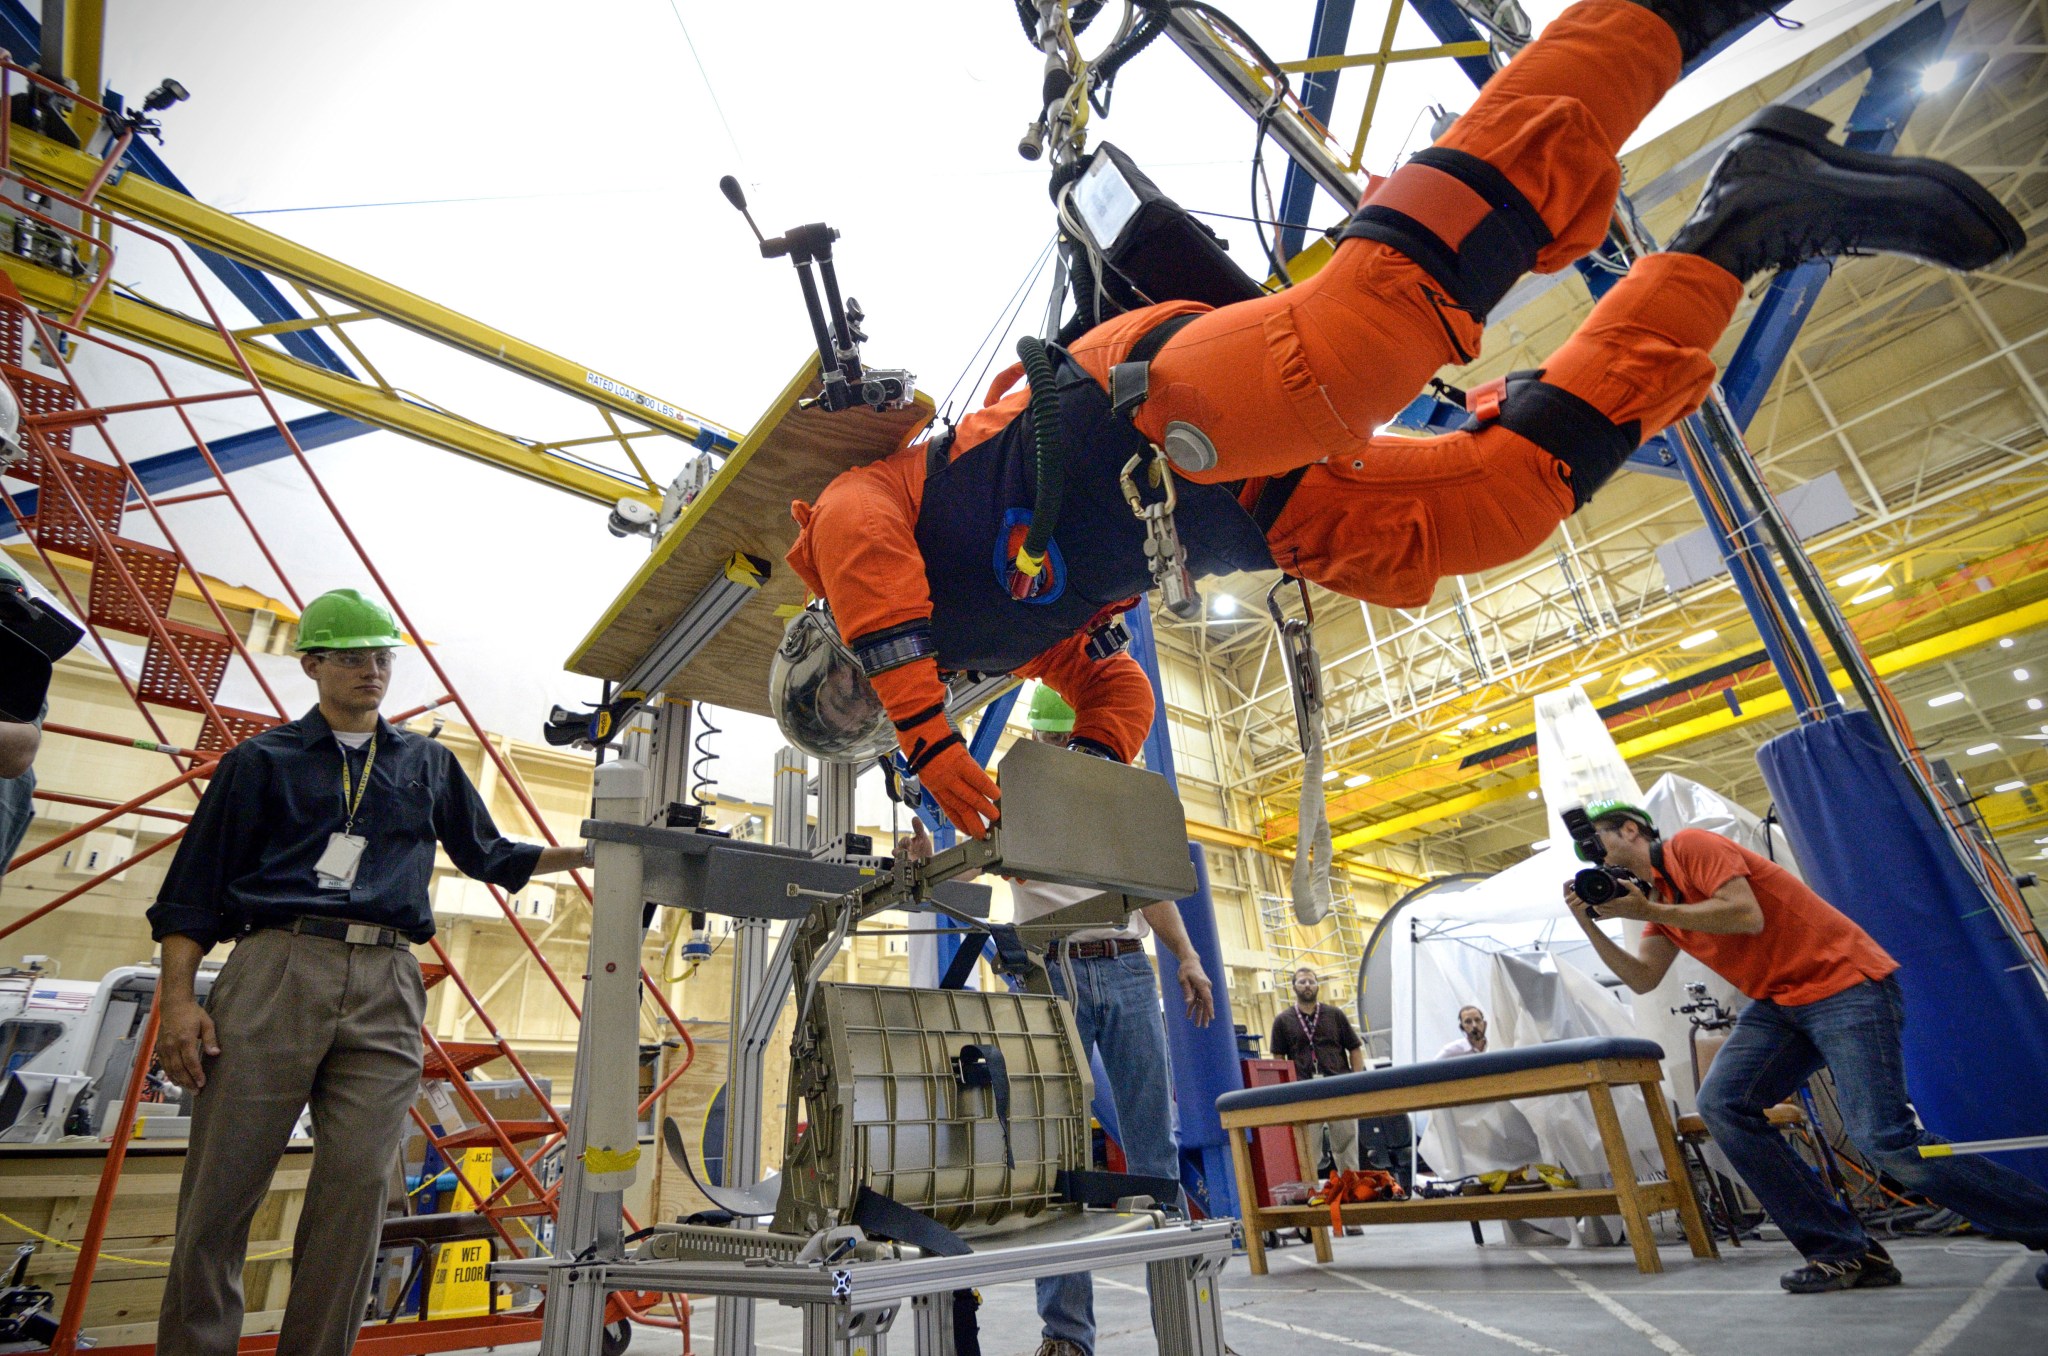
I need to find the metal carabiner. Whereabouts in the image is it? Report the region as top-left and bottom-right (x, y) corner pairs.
(1120, 448), (1202, 619)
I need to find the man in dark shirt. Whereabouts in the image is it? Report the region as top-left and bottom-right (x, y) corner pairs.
(148, 589), (586, 1356)
(1268, 966), (1364, 1173)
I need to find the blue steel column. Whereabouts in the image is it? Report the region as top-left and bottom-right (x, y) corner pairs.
(1277, 0), (1359, 260)
(1126, 600), (1243, 1217)
(1577, 250), (1844, 721)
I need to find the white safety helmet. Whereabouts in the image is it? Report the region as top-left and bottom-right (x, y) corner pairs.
(769, 603), (896, 763)
(0, 381), (23, 469)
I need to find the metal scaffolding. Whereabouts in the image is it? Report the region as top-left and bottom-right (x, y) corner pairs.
(0, 60), (700, 1354)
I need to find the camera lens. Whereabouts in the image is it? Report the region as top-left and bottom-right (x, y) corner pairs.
(1574, 866), (1622, 905)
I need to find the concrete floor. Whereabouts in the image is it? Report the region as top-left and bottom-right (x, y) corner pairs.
(488, 1222), (2045, 1356)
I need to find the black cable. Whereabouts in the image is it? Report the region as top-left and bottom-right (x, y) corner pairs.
(936, 233), (1057, 426)
(1088, 6), (1170, 116)
(1155, 1), (1298, 288)
(691, 705), (720, 812)
(1014, 336), (1066, 566)
(1251, 93), (1293, 289)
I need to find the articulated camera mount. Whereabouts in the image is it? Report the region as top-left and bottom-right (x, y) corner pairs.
(719, 176), (914, 414)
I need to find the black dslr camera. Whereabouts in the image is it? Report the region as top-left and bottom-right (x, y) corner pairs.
(1560, 805), (1648, 920)
(1, 571), (83, 723)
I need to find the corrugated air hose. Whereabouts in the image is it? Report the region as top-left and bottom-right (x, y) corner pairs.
(1010, 335), (1066, 597)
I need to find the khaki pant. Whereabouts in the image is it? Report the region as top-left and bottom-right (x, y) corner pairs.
(158, 928), (425, 1356)
(1319, 1117), (1360, 1174)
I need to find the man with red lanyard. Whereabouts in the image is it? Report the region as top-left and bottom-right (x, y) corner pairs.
(1563, 801), (2048, 1293)
(1268, 966), (1365, 1174)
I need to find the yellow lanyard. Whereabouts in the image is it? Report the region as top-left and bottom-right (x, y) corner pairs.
(338, 734), (377, 835)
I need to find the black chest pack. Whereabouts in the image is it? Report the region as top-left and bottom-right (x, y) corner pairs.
(913, 316), (1273, 676)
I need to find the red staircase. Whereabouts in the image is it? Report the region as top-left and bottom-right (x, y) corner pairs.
(0, 61), (696, 1354)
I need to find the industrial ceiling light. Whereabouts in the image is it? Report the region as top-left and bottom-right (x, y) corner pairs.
(1321, 769), (1338, 782)
(1621, 666), (1656, 685)
(1928, 691), (1967, 707)
(1526, 790), (1539, 800)
(1211, 593), (1238, 617)
(2017, 668), (2032, 682)
(1920, 57), (1961, 93)
(1679, 629), (1717, 649)
(1577, 670), (1602, 684)
(2032, 699), (2044, 712)
(1836, 563), (1887, 587)
(1343, 773), (1371, 788)
(2001, 638), (2017, 649)
(1967, 743), (2000, 755)
(1529, 840), (1551, 852)
(1851, 584), (1894, 604)
(1995, 780), (2025, 793)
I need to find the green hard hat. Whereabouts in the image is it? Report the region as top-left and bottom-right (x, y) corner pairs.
(1027, 685), (1076, 733)
(1578, 799), (1657, 860)
(296, 588), (404, 651)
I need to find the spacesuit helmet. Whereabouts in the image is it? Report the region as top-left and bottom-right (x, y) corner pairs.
(769, 603), (896, 763)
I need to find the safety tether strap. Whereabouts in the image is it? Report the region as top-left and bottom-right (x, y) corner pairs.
(939, 932), (990, 990)
(1108, 313), (1201, 421)
(849, 1186), (973, 1257)
(1272, 577), (1333, 926)
(954, 1043), (1015, 1169)
(1292, 710), (1335, 926)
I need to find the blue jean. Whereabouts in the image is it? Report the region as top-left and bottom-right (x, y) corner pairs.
(1698, 975), (2048, 1262)
(1038, 948), (1179, 1354)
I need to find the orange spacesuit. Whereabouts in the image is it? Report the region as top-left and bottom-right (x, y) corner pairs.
(784, 0), (2023, 836)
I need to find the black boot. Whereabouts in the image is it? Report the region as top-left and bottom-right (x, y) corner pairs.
(1628, 0), (1792, 64)
(1667, 105), (2027, 283)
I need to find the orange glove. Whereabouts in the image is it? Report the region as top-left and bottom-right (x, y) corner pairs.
(870, 660), (1003, 839)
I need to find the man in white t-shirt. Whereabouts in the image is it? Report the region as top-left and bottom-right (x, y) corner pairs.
(1436, 1005), (1489, 1059)
(912, 686), (1212, 1356)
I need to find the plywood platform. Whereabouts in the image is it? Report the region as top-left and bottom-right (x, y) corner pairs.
(566, 357), (933, 717)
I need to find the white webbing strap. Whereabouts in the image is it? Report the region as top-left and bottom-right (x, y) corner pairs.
(1292, 709), (1334, 926)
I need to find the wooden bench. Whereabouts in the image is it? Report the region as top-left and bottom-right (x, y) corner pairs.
(1215, 1036), (1716, 1275)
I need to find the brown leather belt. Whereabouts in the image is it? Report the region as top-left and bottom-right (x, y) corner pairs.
(1058, 937), (1144, 961)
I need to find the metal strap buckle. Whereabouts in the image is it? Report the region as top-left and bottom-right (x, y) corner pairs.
(344, 923), (394, 947)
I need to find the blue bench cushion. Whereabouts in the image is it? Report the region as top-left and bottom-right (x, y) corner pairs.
(1216, 1036), (1666, 1116)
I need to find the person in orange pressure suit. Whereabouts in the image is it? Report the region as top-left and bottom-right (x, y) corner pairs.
(782, 0), (2025, 838)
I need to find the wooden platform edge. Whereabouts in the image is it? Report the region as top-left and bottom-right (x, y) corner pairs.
(565, 356), (819, 675)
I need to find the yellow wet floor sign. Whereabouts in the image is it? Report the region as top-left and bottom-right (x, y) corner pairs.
(429, 1238), (493, 1319)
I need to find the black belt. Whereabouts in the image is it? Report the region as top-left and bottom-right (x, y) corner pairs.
(1057, 937), (1143, 961)
(260, 916), (410, 948)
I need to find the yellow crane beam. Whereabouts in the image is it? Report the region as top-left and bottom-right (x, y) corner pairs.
(1326, 593), (2048, 854)
(1, 257), (660, 507)
(7, 126), (734, 463)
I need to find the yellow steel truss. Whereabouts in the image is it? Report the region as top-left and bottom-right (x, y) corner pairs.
(2, 124), (736, 506)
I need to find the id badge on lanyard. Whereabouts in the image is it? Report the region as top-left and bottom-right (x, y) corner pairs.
(317, 735), (376, 891)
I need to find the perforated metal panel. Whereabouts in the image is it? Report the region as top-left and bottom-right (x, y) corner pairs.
(26, 452), (124, 555)
(195, 706), (282, 754)
(773, 983), (1093, 1236)
(88, 538), (180, 636)
(0, 311), (25, 369)
(138, 620), (232, 711)
(4, 366), (78, 454)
